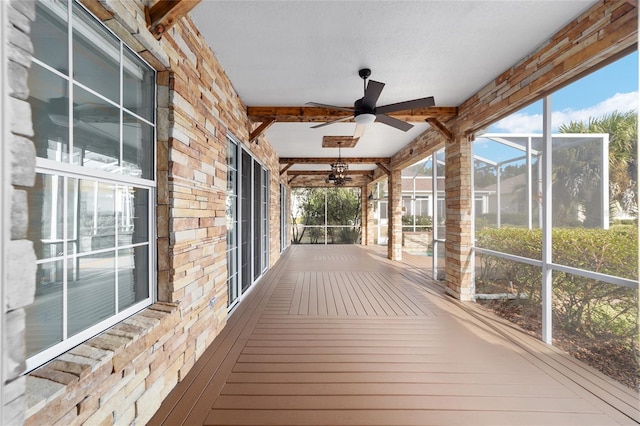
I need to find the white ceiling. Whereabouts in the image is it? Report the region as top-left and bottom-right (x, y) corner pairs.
(189, 1), (596, 171)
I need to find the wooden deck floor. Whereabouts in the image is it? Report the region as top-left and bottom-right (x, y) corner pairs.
(149, 245), (640, 426)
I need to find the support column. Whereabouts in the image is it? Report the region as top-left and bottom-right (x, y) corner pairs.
(387, 169), (402, 260)
(360, 185), (369, 245)
(444, 133), (473, 301)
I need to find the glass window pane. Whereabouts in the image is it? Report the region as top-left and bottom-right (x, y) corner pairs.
(123, 48), (154, 121)
(32, 0), (68, 71)
(118, 247), (149, 311)
(117, 187), (149, 246)
(28, 64), (71, 161)
(28, 173), (64, 260)
(72, 85), (120, 171)
(72, 2), (120, 103)
(73, 179), (115, 254)
(25, 261), (64, 357)
(68, 252), (115, 336)
(123, 113), (154, 179)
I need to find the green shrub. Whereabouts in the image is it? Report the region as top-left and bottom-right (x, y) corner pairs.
(476, 226), (638, 343)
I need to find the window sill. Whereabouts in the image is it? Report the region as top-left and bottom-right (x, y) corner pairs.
(24, 302), (179, 422)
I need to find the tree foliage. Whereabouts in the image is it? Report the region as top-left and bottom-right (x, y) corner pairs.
(291, 187), (361, 244)
(559, 110), (638, 219)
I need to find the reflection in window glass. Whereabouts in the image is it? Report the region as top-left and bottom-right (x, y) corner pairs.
(73, 179), (115, 254)
(72, 1), (120, 102)
(25, 261), (64, 357)
(118, 187), (149, 245)
(123, 114), (154, 179)
(118, 247), (149, 311)
(73, 85), (120, 171)
(123, 48), (155, 121)
(68, 253), (115, 336)
(32, 0), (68, 72)
(29, 173), (64, 260)
(28, 63), (71, 161)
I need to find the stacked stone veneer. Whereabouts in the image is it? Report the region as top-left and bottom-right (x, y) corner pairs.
(4, 1), (37, 424)
(0, 0), (283, 424)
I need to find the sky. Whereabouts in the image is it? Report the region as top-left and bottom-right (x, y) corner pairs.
(473, 51), (638, 162)
(489, 51), (638, 134)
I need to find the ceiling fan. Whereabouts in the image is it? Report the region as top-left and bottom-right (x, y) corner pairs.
(308, 68), (435, 139)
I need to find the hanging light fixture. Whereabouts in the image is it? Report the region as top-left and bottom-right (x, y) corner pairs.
(329, 142), (349, 186)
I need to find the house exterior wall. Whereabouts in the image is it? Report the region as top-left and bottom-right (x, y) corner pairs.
(1, 0), (284, 424)
(3, 1), (38, 424)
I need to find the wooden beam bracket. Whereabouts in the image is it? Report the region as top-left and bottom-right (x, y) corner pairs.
(145, 0), (202, 40)
(250, 118), (276, 143)
(426, 118), (454, 143)
(280, 163), (294, 176)
(376, 162), (390, 176)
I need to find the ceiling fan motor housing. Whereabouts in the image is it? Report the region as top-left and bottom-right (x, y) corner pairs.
(354, 98), (375, 116)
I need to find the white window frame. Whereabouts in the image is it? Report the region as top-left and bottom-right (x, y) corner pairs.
(26, 0), (156, 371)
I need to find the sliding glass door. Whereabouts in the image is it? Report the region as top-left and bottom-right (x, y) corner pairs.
(226, 136), (269, 309)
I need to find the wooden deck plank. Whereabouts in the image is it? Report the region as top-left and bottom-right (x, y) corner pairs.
(212, 394), (600, 413)
(225, 371), (566, 385)
(203, 409), (618, 426)
(220, 382), (577, 398)
(288, 271), (303, 315)
(152, 245), (639, 426)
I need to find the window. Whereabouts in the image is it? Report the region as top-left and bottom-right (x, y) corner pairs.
(226, 137), (239, 308)
(227, 137), (269, 309)
(24, 0), (156, 370)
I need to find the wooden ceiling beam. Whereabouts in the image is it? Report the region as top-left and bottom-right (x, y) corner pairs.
(279, 157), (388, 164)
(247, 106), (458, 123)
(145, 0), (201, 39)
(287, 170), (374, 176)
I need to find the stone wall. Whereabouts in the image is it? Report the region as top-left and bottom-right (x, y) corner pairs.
(4, 1), (37, 424)
(0, 0), (283, 424)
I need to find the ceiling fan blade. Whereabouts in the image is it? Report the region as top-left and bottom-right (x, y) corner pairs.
(376, 96), (435, 114)
(375, 114), (414, 132)
(361, 80), (385, 110)
(310, 115), (354, 129)
(306, 102), (354, 113)
(353, 122), (367, 139)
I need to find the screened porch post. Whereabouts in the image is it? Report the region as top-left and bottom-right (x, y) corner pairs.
(363, 183), (375, 246)
(387, 168), (403, 261)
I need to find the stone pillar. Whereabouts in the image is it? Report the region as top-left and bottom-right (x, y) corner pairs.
(387, 169), (402, 261)
(364, 182), (375, 246)
(359, 185), (367, 245)
(3, 1), (37, 424)
(444, 133), (474, 301)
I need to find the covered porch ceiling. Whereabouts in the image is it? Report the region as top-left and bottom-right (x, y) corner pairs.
(189, 1), (598, 180)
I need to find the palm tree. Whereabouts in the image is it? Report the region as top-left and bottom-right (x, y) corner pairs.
(559, 110), (638, 221)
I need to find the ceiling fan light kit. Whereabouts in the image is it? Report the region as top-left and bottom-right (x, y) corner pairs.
(354, 113), (376, 125)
